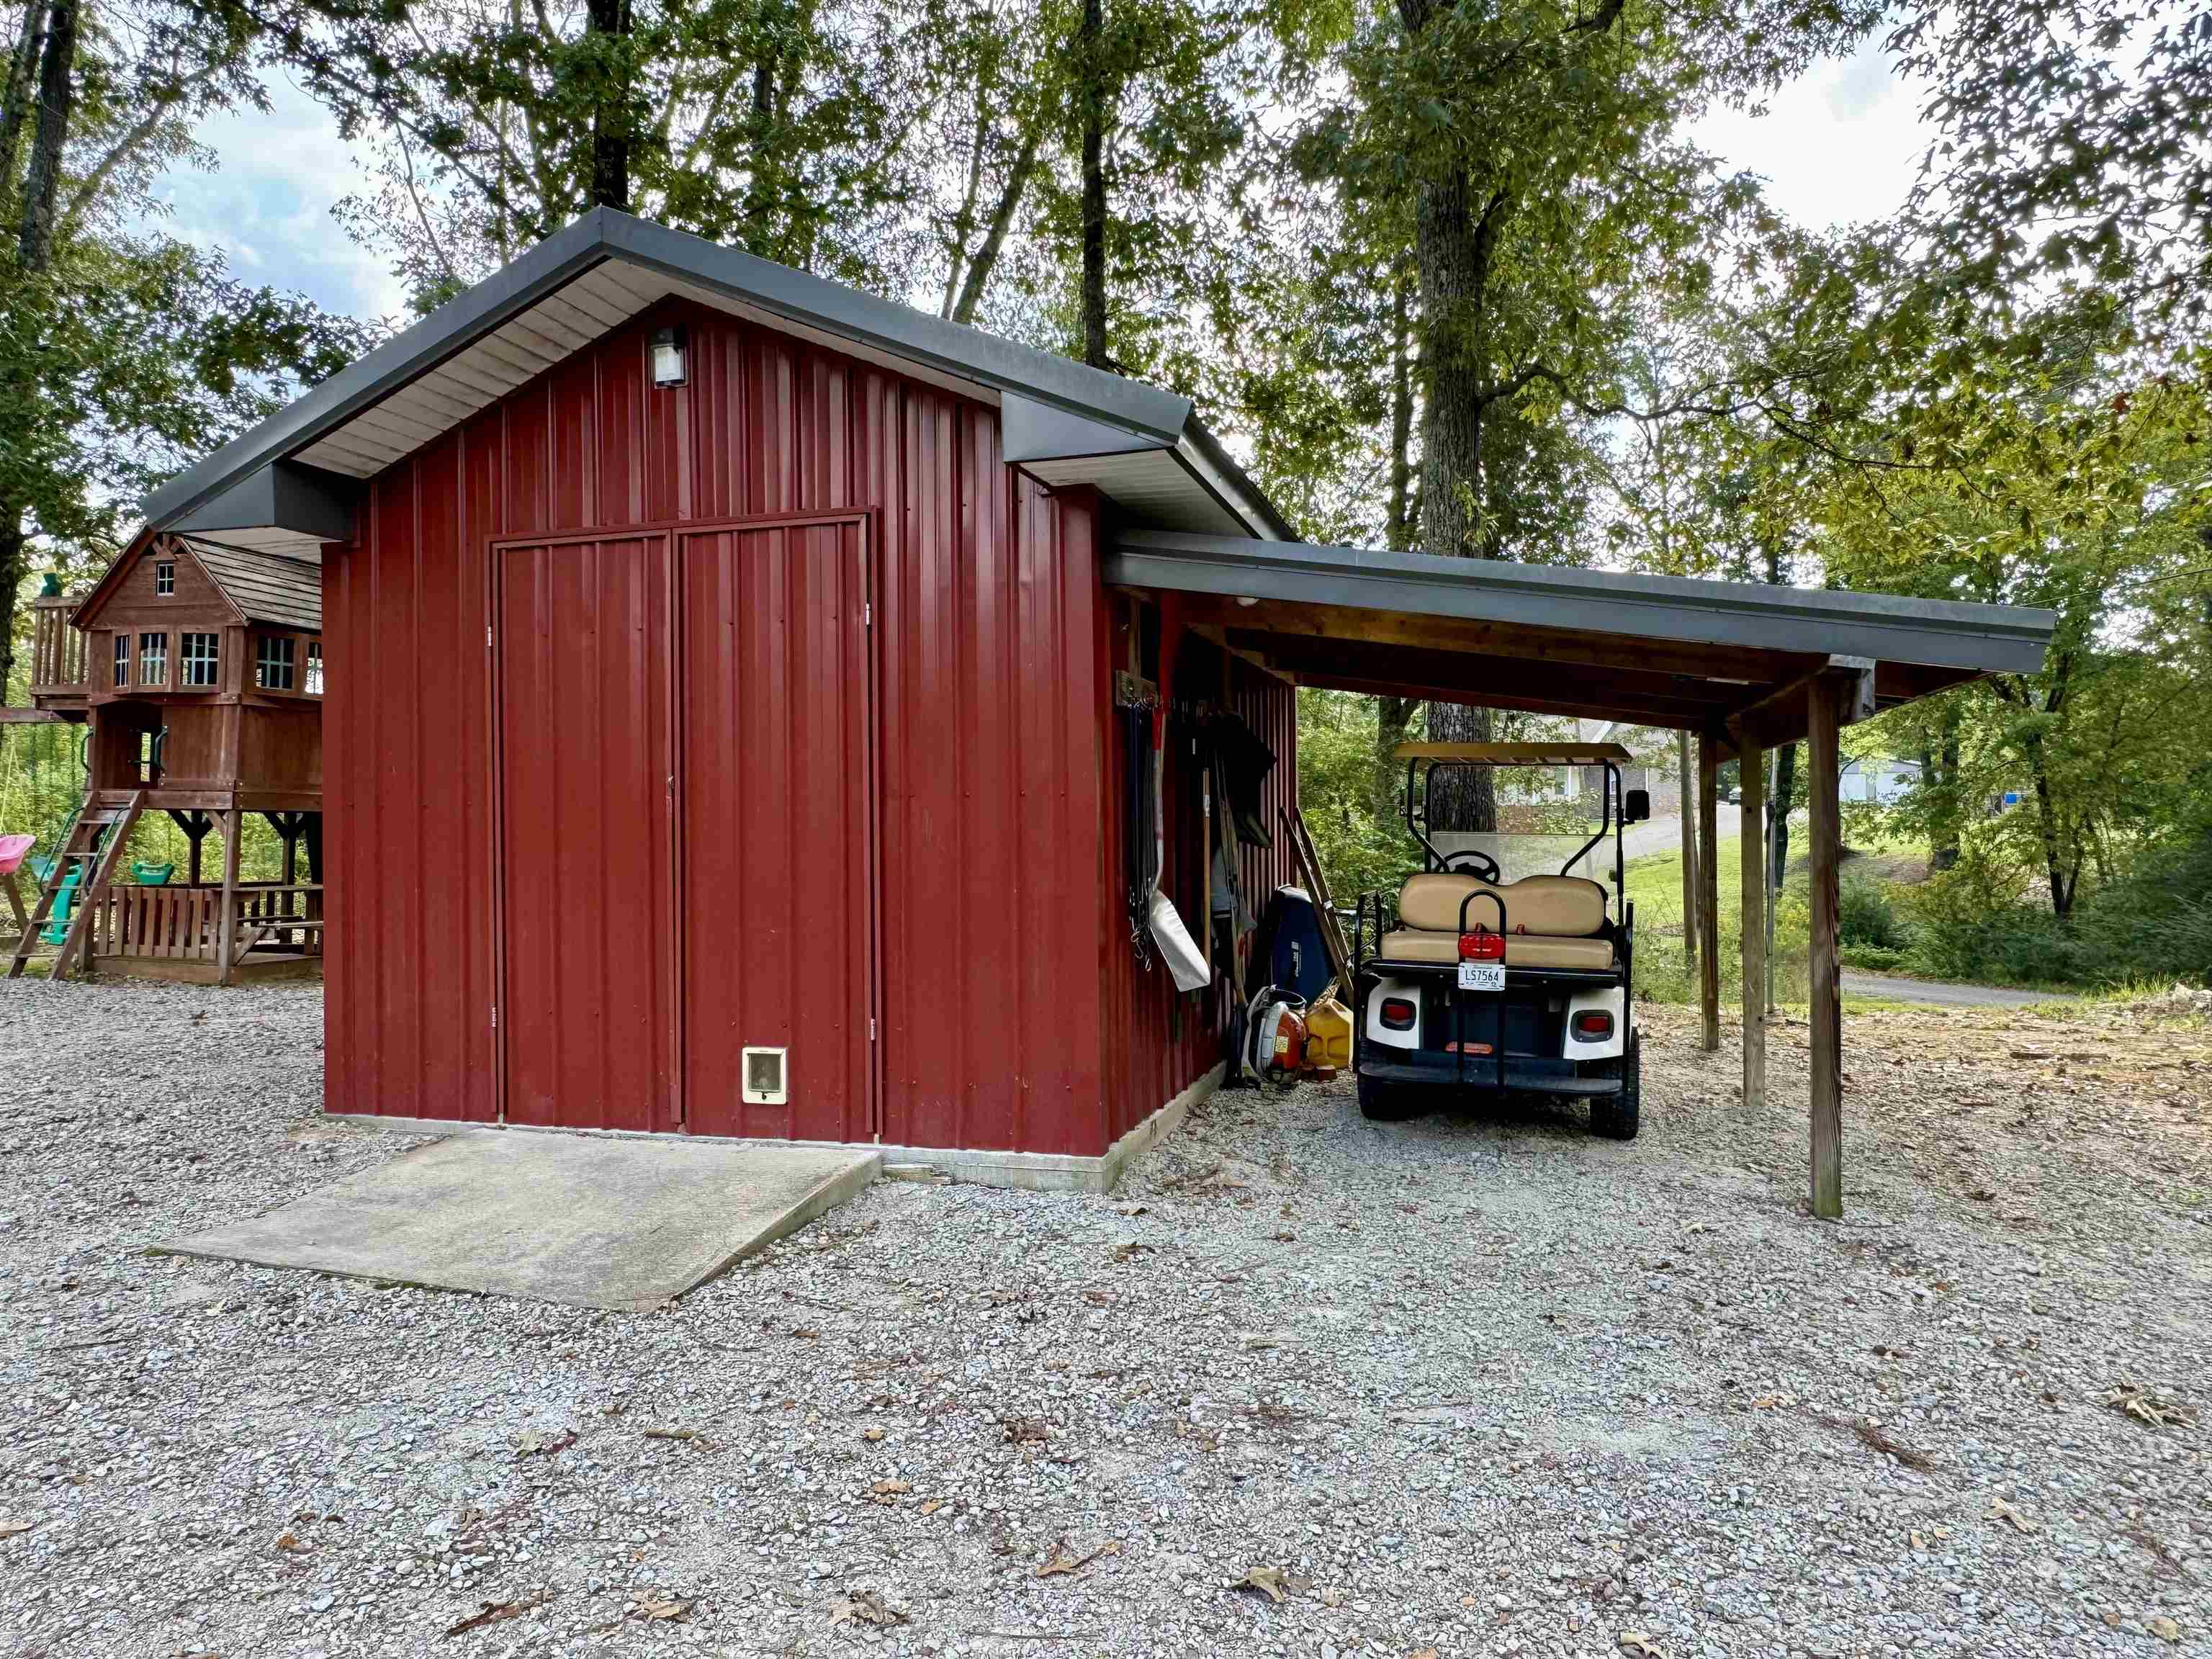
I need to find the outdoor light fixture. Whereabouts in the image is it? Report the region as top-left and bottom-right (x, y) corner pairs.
(651, 325), (688, 388)
(1234, 595), (1258, 607)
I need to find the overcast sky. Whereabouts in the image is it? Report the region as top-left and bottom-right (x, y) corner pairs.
(150, 34), (1931, 328)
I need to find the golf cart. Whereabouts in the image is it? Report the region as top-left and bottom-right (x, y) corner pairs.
(1349, 742), (1650, 1138)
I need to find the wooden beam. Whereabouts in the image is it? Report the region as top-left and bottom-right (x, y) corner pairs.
(1696, 731), (1721, 1052)
(1285, 672), (1707, 733)
(1174, 593), (1817, 683)
(1720, 656), (1877, 759)
(215, 806), (243, 990)
(1738, 737), (1767, 1114)
(1677, 732), (1698, 988)
(1229, 629), (1750, 727)
(1808, 678), (1844, 1219)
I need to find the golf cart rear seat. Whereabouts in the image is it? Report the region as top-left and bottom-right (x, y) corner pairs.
(1376, 871), (1617, 971)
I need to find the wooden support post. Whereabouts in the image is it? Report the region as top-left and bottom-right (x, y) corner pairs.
(1677, 730), (1698, 981)
(214, 806), (243, 989)
(1808, 679), (1844, 1219)
(1696, 730), (1721, 1052)
(1738, 738), (1767, 1113)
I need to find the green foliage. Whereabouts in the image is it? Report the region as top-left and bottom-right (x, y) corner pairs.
(1837, 874), (1906, 951)
(1294, 687), (1421, 908)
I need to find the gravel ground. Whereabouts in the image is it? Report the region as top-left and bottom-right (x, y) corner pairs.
(1, 977), (2207, 1659)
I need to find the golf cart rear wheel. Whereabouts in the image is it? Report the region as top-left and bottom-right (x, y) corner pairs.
(1588, 1031), (1641, 1141)
(1357, 1073), (1422, 1122)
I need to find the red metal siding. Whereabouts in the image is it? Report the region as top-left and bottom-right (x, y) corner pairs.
(495, 531), (678, 1133)
(679, 517), (873, 1142)
(325, 300), (1114, 1154)
(1094, 627), (1300, 1146)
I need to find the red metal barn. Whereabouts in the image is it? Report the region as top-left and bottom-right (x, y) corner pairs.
(140, 212), (1301, 1179)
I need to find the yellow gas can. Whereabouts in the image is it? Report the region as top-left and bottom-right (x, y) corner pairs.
(1303, 990), (1353, 1073)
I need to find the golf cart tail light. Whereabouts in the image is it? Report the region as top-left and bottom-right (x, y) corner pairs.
(1379, 997), (1416, 1030)
(1459, 931), (1505, 961)
(1573, 1011), (1615, 1042)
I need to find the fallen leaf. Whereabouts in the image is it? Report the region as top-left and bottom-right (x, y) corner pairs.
(2149, 1616), (2182, 1642)
(0, 1519), (33, 1538)
(869, 1480), (911, 1503)
(1234, 1565), (1288, 1604)
(2102, 1387), (2191, 1429)
(638, 1597), (689, 1622)
(274, 1529), (307, 1552)
(1113, 1202), (1148, 1216)
(1035, 1538), (1120, 1578)
(1989, 1496), (2039, 1534)
(1618, 1634), (1671, 1659)
(511, 1429), (575, 1457)
(832, 1589), (909, 1627)
(1910, 1530), (1926, 1550)
(862, 1426), (886, 1443)
(1000, 1416), (1048, 1444)
(1321, 1588), (1346, 1608)
(443, 1596), (548, 1637)
(1409, 1650), (1439, 1658)
(918, 1499), (943, 1516)
(1969, 1188), (1997, 1201)
(642, 1427), (708, 1445)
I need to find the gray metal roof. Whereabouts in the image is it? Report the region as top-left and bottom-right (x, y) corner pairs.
(1106, 529), (2056, 745)
(186, 538), (322, 632)
(1109, 529), (2054, 675)
(141, 210), (1294, 543)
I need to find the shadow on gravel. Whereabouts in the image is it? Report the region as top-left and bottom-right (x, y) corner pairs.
(1367, 1092), (1591, 1142)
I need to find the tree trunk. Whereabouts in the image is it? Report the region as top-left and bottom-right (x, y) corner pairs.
(0, 518), (24, 702)
(1925, 698), (1963, 871)
(0, 1), (43, 225)
(1076, 0), (1107, 368)
(1413, 170), (1493, 562)
(950, 127), (1039, 325)
(1385, 262), (1416, 551)
(585, 0), (629, 210)
(1424, 704), (1496, 830)
(14, 0), (71, 269)
(2026, 731), (2077, 917)
(1372, 264), (1421, 828)
(1771, 741), (1797, 896)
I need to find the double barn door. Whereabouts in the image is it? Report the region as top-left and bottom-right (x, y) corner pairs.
(493, 513), (875, 1140)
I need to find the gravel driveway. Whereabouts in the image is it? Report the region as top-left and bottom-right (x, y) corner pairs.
(1, 979), (2206, 1658)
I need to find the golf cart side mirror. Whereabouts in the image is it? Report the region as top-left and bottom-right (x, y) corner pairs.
(1623, 788), (1650, 824)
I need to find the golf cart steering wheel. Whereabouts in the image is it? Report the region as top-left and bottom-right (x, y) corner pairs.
(1444, 848), (1501, 883)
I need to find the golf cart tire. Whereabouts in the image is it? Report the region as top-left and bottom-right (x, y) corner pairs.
(1358, 1073), (1423, 1122)
(1589, 1032), (1642, 1141)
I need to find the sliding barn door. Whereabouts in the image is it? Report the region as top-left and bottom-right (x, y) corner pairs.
(678, 518), (875, 1141)
(495, 533), (678, 1131)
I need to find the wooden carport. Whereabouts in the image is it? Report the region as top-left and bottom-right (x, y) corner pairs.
(1106, 529), (2057, 1218)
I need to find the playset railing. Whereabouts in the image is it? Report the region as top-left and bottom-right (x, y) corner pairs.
(75, 881), (323, 967)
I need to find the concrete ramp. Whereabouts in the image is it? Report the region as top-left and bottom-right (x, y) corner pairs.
(158, 1131), (881, 1310)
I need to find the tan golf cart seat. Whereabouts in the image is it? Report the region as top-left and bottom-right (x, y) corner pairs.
(1376, 871), (1617, 971)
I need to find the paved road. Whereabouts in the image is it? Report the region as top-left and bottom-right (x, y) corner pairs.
(1840, 971), (2076, 1007)
(1622, 806), (1740, 863)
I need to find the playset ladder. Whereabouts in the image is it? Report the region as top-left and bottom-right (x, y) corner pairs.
(6, 789), (146, 981)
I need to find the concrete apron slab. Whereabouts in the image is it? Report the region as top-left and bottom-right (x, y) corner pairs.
(155, 1133), (881, 1312)
(320, 1061), (1227, 1195)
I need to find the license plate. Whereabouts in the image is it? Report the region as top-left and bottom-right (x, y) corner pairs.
(1457, 961), (1504, 992)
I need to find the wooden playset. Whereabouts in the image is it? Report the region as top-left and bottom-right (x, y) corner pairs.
(6, 531), (323, 984)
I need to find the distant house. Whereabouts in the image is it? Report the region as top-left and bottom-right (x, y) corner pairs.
(1840, 755), (1921, 806)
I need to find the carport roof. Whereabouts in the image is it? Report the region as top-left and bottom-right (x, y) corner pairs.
(1105, 529), (2057, 751)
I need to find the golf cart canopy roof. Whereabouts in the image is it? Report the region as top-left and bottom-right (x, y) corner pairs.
(1110, 529), (2057, 755)
(1394, 742), (1636, 766)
